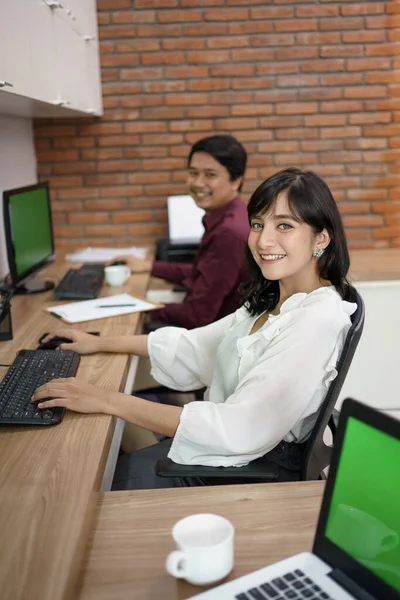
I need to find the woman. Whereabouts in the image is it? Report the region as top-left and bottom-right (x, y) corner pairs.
(33, 168), (357, 489)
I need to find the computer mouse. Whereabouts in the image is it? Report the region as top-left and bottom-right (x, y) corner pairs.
(38, 337), (73, 351)
(109, 260), (127, 266)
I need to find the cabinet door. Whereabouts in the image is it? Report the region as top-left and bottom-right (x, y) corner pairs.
(0, 0), (31, 97)
(53, 11), (88, 111)
(27, 0), (57, 103)
(85, 40), (103, 115)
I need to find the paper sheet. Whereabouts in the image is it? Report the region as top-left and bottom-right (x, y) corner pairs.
(65, 247), (147, 263)
(167, 195), (205, 243)
(46, 293), (160, 323)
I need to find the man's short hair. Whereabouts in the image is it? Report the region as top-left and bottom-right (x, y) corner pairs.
(188, 135), (247, 191)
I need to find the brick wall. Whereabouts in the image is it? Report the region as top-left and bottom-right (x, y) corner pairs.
(34, 0), (400, 251)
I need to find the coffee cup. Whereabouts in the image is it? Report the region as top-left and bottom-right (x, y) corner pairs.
(166, 513), (234, 586)
(104, 265), (130, 287)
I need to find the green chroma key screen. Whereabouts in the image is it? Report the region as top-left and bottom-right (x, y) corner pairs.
(9, 186), (53, 276)
(325, 416), (400, 593)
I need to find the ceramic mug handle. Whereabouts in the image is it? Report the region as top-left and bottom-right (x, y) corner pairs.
(166, 550), (187, 579)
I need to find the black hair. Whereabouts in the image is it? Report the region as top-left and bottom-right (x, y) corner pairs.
(241, 167), (357, 316)
(188, 135), (247, 191)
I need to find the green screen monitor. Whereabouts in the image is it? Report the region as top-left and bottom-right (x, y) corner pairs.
(3, 182), (55, 294)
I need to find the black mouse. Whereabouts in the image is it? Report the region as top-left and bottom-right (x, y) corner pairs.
(109, 260), (127, 266)
(38, 337), (73, 351)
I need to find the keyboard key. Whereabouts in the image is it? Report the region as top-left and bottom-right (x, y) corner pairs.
(283, 573), (296, 582)
(293, 581), (305, 590)
(272, 578), (288, 591)
(235, 594), (250, 600)
(248, 588), (267, 600)
(294, 570), (305, 578)
(301, 590), (313, 598)
(260, 582), (279, 597)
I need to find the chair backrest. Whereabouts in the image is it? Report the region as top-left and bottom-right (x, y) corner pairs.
(300, 290), (365, 480)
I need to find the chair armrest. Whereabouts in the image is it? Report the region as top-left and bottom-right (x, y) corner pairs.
(155, 457), (280, 481)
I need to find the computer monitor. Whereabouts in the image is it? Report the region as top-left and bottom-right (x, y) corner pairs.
(3, 182), (55, 294)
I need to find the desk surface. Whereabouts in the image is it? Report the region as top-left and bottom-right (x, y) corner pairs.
(0, 260), (151, 600)
(78, 481), (324, 600)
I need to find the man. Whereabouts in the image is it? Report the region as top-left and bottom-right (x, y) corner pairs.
(115, 134), (249, 329)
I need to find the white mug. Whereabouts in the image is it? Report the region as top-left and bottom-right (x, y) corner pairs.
(104, 265), (130, 287)
(166, 513), (234, 586)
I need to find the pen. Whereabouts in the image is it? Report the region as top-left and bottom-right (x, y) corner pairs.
(96, 303), (136, 308)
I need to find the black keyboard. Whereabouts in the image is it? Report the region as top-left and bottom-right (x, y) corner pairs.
(54, 264), (104, 299)
(235, 569), (333, 600)
(0, 349), (80, 426)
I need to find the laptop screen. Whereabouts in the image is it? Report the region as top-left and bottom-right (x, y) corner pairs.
(325, 416), (400, 593)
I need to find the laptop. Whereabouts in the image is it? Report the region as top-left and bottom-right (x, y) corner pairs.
(191, 399), (400, 600)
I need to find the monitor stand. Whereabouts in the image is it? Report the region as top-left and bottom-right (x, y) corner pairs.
(14, 278), (55, 295)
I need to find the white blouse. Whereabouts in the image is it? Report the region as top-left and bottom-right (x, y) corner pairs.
(148, 287), (357, 467)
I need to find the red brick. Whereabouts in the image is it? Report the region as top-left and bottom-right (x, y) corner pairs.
(345, 139), (388, 150)
(136, 24), (181, 37)
(338, 202), (371, 214)
(141, 107), (183, 120)
(320, 17), (364, 31)
(296, 5), (339, 17)
(228, 22), (273, 34)
(275, 19), (318, 32)
(320, 73), (364, 86)
(124, 121), (168, 133)
(301, 140), (344, 152)
(187, 106), (229, 118)
(142, 51), (185, 65)
(259, 141), (299, 153)
(320, 45), (363, 58)
(98, 135), (140, 147)
(165, 66), (209, 79)
(158, 9), (202, 22)
(204, 8), (249, 21)
(85, 225), (127, 237)
(187, 50), (231, 64)
(231, 104), (273, 116)
(301, 59), (345, 73)
(373, 226), (400, 239)
(342, 30), (386, 43)
(275, 47), (318, 60)
(101, 54), (140, 67)
(348, 188), (388, 201)
(54, 225), (83, 237)
(163, 39), (205, 51)
(85, 174), (127, 186)
(277, 75), (319, 88)
(112, 211), (153, 224)
(344, 86), (387, 99)
(214, 117), (258, 130)
(207, 36), (249, 49)
(69, 212), (109, 224)
(341, 3), (385, 16)
(259, 116), (303, 129)
(276, 103), (318, 115)
(38, 150), (79, 162)
(349, 112), (392, 125)
(231, 48), (274, 62)
(101, 186), (143, 198)
(116, 40), (160, 52)
(127, 224), (167, 235)
(321, 101), (363, 113)
(232, 78), (274, 90)
(276, 128), (318, 141)
(136, 0), (178, 6)
(210, 64), (255, 76)
(84, 199), (127, 210)
(372, 202), (400, 213)
(112, 11), (155, 24)
(274, 153), (317, 166)
(183, 23), (228, 36)
(296, 33), (340, 45)
(251, 6), (294, 18)
(189, 79), (231, 91)
(365, 16), (390, 28)
(97, 0), (130, 7)
(347, 58), (391, 71)
(320, 127), (362, 139)
(251, 34), (295, 47)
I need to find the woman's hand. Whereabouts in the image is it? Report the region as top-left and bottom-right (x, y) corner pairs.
(32, 378), (111, 414)
(41, 329), (102, 354)
(105, 255), (152, 273)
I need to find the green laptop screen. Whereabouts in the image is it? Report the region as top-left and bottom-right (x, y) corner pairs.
(325, 416), (400, 593)
(9, 186), (53, 276)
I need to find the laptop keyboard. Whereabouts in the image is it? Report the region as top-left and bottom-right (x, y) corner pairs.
(235, 569), (333, 600)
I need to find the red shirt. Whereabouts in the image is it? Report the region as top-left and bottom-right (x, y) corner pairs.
(150, 195), (249, 329)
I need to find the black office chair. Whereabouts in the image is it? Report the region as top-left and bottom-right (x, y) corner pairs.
(155, 291), (365, 484)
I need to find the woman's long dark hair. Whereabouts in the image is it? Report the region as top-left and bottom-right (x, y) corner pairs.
(241, 167), (357, 316)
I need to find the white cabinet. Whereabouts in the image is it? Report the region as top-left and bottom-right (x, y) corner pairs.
(0, 0), (102, 118)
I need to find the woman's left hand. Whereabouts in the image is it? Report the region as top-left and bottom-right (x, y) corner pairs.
(32, 378), (111, 414)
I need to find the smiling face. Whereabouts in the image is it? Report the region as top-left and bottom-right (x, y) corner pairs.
(187, 151), (242, 213)
(248, 191), (330, 296)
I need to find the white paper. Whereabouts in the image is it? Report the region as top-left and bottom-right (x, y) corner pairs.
(167, 195), (205, 243)
(46, 293), (158, 323)
(65, 247), (147, 263)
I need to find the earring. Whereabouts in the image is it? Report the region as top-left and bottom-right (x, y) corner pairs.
(312, 247), (324, 258)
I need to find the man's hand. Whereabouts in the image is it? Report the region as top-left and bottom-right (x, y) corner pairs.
(41, 329), (103, 354)
(32, 378), (111, 414)
(105, 255), (152, 273)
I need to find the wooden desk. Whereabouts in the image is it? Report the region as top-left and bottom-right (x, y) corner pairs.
(78, 481), (325, 600)
(0, 259), (151, 600)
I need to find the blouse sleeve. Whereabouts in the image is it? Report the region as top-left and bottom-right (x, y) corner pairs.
(148, 309), (243, 391)
(168, 295), (355, 466)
